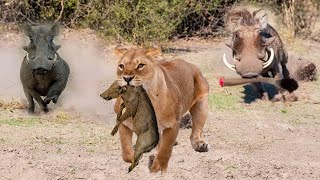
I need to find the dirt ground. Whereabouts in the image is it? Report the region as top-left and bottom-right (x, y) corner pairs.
(0, 28), (320, 180)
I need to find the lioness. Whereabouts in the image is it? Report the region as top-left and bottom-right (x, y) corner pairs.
(113, 46), (209, 173)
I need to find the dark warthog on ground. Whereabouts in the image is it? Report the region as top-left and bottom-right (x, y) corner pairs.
(223, 9), (297, 99)
(20, 23), (70, 113)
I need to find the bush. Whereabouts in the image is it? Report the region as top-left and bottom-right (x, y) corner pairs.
(6, 1), (318, 43)
(248, 0), (320, 38)
(0, 0), (234, 44)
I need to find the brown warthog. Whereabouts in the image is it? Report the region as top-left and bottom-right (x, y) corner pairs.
(223, 9), (296, 99)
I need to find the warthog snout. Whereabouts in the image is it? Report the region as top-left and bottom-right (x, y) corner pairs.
(241, 72), (259, 78)
(33, 68), (48, 75)
(100, 93), (112, 100)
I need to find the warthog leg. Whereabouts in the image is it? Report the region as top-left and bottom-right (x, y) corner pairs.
(27, 88), (48, 112)
(111, 105), (130, 136)
(23, 89), (35, 113)
(44, 80), (67, 104)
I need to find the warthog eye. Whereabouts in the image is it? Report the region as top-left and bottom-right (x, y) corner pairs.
(137, 63), (145, 69)
(118, 64), (124, 70)
(29, 37), (34, 43)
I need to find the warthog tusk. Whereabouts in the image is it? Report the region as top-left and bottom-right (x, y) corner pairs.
(53, 54), (58, 62)
(26, 53), (30, 63)
(263, 47), (274, 69)
(25, 53), (58, 63)
(223, 53), (236, 71)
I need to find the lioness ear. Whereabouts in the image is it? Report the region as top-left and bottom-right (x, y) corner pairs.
(114, 45), (128, 56)
(146, 45), (161, 57)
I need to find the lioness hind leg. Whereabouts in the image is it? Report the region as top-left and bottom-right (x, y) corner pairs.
(189, 97), (210, 152)
(119, 123), (134, 163)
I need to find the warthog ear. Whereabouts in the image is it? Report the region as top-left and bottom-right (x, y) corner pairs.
(22, 46), (28, 51)
(22, 23), (33, 37)
(50, 23), (60, 37)
(226, 43), (233, 49)
(146, 45), (161, 57)
(54, 45), (61, 51)
(253, 9), (263, 18)
(114, 45), (128, 56)
(259, 14), (268, 29)
(263, 36), (275, 46)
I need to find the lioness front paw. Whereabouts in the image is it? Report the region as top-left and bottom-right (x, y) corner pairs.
(193, 142), (210, 152)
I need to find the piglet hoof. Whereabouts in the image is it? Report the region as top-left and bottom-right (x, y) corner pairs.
(148, 154), (155, 169)
(110, 128), (118, 136)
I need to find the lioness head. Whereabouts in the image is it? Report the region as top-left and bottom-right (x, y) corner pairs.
(114, 46), (160, 87)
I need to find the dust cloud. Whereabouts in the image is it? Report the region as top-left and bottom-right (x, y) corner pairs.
(0, 30), (118, 115)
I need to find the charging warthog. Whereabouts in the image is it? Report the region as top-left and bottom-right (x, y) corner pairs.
(20, 23), (70, 113)
(223, 9), (296, 99)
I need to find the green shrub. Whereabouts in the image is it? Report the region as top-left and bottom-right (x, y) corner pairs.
(0, 0), (234, 44)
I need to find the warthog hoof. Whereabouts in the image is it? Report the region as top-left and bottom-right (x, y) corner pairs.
(52, 96), (59, 104)
(44, 95), (59, 105)
(28, 108), (35, 114)
(43, 107), (49, 113)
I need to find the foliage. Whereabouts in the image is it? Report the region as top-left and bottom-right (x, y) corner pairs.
(0, 0), (232, 44)
(248, 0), (320, 38)
(0, 0), (318, 44)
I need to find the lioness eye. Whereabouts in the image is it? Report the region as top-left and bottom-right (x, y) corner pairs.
(138, 63), (145, 69)
(119, 64), (124, 70)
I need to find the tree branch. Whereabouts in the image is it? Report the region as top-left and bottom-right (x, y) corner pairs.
(54, 0), (64, 23)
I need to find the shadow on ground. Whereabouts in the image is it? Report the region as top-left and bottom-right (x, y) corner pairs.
(242, 83), (278, 103)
